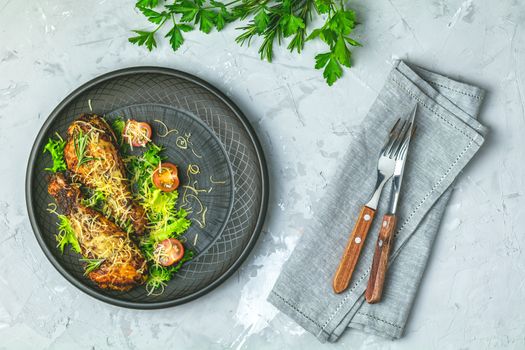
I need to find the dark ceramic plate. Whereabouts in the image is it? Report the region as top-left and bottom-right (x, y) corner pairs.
(25, 67), (268, 309)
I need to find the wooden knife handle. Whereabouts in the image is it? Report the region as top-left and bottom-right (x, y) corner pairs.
(333, 206), (376, 294)
(365, 214), (397, 304)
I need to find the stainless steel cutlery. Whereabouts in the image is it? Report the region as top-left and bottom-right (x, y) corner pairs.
(333, 106), (417, 302)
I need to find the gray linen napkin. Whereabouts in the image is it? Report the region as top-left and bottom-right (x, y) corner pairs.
(268, 60), (488, 342)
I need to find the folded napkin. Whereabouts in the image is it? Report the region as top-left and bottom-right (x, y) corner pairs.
(268, 60), (488, 342)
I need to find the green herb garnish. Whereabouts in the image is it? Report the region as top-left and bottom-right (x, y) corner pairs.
(74, 129), (96, 168)
(123, 140), (192, 295)
(43, 133), (67, 172)
(112, 117), (126, 145)
(145, 250), (194, 295)
(56, 215), (81, 254)
(125, 143), (191, 239)
(79, 258), (106, 275)
(129, 0), (361, 86)
(81, 189), (106, 209)
(125, 143), (164, 190)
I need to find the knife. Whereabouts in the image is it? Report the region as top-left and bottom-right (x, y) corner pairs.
(365, 105), (417, 304)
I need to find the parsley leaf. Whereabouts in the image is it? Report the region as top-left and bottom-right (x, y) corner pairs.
(136, 0), (159, 9)
(323, 56), (343, 86)
(329, 9), (356, 35)
(166, 25), (185, 51)
(315, 52), (343, 86)
(171, 1), (199, 22)
(281, 14), (305, 37)
(254, 9), (269, 33)
(314, 52), (331, 69)
(345, 36), (362, 47)
(139, 7), (168, 24)
(129, 30), (157, 51)
(196, 9), (217, 33)
(215, 11), (226, 30)
(314, 0), (332, 14)
(334, 35), (351, 68)
(129, 0), (362, 85)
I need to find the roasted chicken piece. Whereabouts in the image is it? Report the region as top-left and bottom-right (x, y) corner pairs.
(48, 173), (147, 291)
(63, 114), (147, 235)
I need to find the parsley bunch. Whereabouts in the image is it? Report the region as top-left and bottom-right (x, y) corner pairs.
(129, 0), (361, 85)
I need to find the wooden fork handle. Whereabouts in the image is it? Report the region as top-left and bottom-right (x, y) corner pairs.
(365, 214), (397, 304)
(333, 206), (376, 294)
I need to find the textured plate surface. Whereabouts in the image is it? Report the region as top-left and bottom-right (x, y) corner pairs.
(25, 67), (268, 308)
(107, 103), (234, 257)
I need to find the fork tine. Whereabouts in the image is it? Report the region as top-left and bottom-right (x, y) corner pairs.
(380, 118), (401, 151)
(397, 129), (411, 159)
(387, 119), (409, 157)
(383, 119), (406, 156)
(388, 119), (401, 136)
(396, 121), (416, 159)
(397, 105), (417, 158)
(393, 119), (412, 157)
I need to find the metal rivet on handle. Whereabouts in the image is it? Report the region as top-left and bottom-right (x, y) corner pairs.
(383, 220), (388, 227)
(364, 214), (371, 221)
(378, 239), (383, 247)
(355, 237), (362, 244)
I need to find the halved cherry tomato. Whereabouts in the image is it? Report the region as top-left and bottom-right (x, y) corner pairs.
(123, 120), (152, 147)
(155, 238), (185, 266)
(152, 162), (179, 192)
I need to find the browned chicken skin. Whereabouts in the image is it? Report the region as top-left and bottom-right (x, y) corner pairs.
(63, 114), (147, 235)
(48, 173), (147, 291)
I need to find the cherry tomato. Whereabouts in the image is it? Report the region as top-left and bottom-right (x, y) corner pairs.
(152, 162), (179, 192)
(123, 120), (152, 147)
(155, 238), (185, 266)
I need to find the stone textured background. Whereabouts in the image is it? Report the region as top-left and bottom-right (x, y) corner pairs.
(1, 0), (524, 348)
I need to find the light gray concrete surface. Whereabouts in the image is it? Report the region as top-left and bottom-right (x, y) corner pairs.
(1, 0), (524, 349)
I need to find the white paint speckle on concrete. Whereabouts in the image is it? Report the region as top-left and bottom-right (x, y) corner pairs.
(1, 0), (525, 349)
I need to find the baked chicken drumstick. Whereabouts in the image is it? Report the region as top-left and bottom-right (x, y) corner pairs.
(48, 173), (147, 291)
(63, 114), (147, 235)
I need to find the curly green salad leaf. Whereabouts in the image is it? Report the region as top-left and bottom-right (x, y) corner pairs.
(56, 215), (81, 254)
(43, 118), (193, 294)
(123, 142), (193, 294)
(43, 134), (79, 253)
(43, 133), (67, 172)
(145, 250), (194, 294)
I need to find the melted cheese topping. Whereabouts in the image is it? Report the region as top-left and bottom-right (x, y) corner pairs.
(68, 207), (142, 273)
(124, 121), (151, 149)
(71, 123), (136, 232)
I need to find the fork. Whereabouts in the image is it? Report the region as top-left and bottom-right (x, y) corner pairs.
(366, 106), (417, 303)
(332, 117), (412, 294)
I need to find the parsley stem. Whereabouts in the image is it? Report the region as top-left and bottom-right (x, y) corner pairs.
(153, 17), (168, 33)
(130, 0), (361, 86)
(222, 0), (242, 7)
(201, 0), (241, 10)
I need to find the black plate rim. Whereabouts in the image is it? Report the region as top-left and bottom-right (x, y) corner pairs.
(25, 66), (269, 309)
